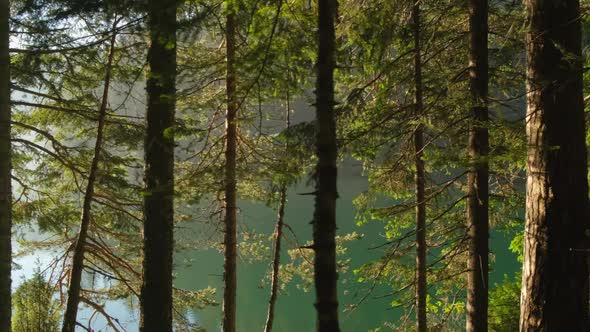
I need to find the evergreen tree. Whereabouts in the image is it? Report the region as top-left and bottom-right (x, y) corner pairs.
(5, 0), (590, 331)
(466, 0), (489, 330)
(313, 0), (340, 330)
(61, 18), (118, 332)
(222, 0), (238, 330)
(520, 0), (590, 330)
(140, 0), (177, 330)
(0, 0), (10, 329)
(411, 2), (427, 330)
(12, 272), (61, 332)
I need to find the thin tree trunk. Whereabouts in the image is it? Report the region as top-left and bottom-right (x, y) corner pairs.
(411, 3), (427, 332)
(520, 0), (590, 330)
(61, 22), (118, 332)
(139, 0), (177, 330)
(264, 87), (291, 332)
(313, 0), (340, 331)
(466, 0), (489, 331)
(0, 0), (10, 330)
(263, 188), (286, 332)
(222, 4), (238, 332)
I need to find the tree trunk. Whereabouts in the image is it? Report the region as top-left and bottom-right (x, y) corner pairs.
(139, 0), (177, 330)
(411, 4), (427, 332)
(466, 0), (489, 331)
(222, 5), (238, 332)
(313, 0), (340, 331)
(0, 0), (10, 330)
(520, 0), (590, 330)
(61, 22), (118, 332)
(263, 188), (286, 332)
(264, 93), (291, 332)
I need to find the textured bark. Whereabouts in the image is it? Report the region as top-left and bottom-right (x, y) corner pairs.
(313, 0), (340, 331)
(411, 3), (427, 332)
(222, 6), (238, 332)
(0, 0), (10, 330)
(466, 0), (489, 331)
(263, 188), (286, 332)
(520, 0), (590, 331)
(61, 24), (118, 332)
(139, 0), (176, 330)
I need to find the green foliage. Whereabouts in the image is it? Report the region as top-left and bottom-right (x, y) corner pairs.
(173, 287), (218, 331)
(12, 271), (61, 332)
(7, 0), (535, 330)
(509, 232), (524, 262)
(339, 0), (526, 328)
(238, 231), (271, 263)
(280, 232), (362, 292)
(489, 273), (521, 332)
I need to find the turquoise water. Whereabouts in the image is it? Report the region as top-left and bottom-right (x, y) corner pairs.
(173, 168), (520, 331)
(14, 165), (520, 331)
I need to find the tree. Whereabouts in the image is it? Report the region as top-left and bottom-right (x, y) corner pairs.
(12, 272), (61, 332)
(466, 0), (489, 330)
(411, 2), (427, 331)
(140, 0), (177, 330)
(0, 0), (558, 330)
(313, 0), (340, 331)
(9, 3), (152, 329)
(338, 0), (478, 328)
(263, 188), (286, 332)
(61, 19), (118, 332)
(264, 91), (292, 332)
(520, 0), (590, 330)
(222, 1), (238, 331)
(0, 0), (10, 329)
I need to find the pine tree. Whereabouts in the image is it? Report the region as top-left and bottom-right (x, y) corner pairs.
(466, 0), (489, 330)
(520, 0), (590, 330)
(411, 2), (427, 331)
(140, 0), (177, 330)
(0, 0), (11, 329)
(13, 272), (61, 332)
(221, 1), (238, 331)
(61, 19), (118, 332)
(313, 0), (340, 330)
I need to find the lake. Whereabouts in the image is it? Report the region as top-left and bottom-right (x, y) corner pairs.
(15, 162), (520, 331)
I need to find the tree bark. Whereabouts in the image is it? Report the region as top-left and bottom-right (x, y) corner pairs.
(313, 0), (340, 331)
(222, 4), (238, 332)
(466, 0), (489, 331)
(61, 21), (118, 332)
(411, 3), (427, 332)
(263, 188), (286, 332)
(520, 0), (590, 330)
(139, 0), (177, 330)
(0, 0), (10, 330)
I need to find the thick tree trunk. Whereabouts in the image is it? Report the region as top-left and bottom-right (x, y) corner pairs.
(139, 0), (176, 330)
(520, 0), (590, 331)
(263, 188), (286, 332)
(61, 23), (118, 332)
(222, 6), (238, 332)
(466, 0), (489, 331)
(313, 0), (340, 331)
(0, 0), (10, 330)
(412, 4), (427, 332)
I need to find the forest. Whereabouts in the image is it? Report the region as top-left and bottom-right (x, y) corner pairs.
(0, 0), (589, 331)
